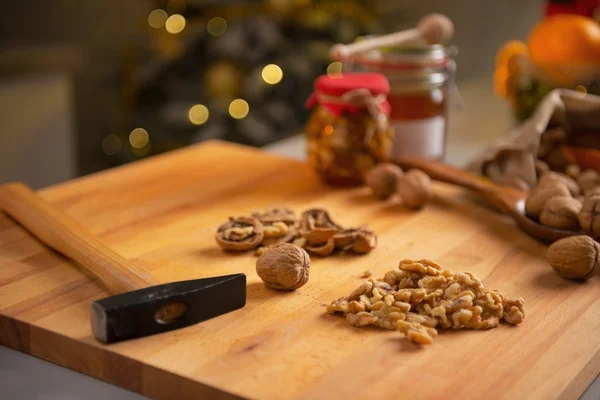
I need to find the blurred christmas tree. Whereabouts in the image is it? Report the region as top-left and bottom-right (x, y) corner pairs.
(103, 0), (382, 165)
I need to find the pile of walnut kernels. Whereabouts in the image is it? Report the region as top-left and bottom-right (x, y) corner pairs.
(328, 259), (525, 345)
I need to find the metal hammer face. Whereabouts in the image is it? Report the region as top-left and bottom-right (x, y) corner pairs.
(91, 274), (246, 343)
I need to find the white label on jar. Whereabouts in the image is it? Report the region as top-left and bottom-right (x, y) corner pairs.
(390, 116), (446, 160)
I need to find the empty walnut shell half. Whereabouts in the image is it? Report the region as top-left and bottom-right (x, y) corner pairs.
(299, 208), (341, 243)
(305, 238), (335, 256)
(252, 207), (297, 225)
(215, 216), (264, 251)
(333, 229), (359, 249)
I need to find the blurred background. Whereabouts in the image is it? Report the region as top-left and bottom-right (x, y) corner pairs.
(0, 0), (572, 188)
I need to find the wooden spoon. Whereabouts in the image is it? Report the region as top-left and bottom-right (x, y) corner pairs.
(394, 157), (580, 243)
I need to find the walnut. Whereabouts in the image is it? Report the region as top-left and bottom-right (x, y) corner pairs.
(255, 243), (310, 290)
(252, 207), (297, 225)
(545, 147), (571, 171)
(361, 270), (373, 278)
(535, 160), (550, 178)
(586, 187), (600, 198)
(565, 164), (581, 179)
(396, 169), (433, 209)
(525, 181), (571, 219)
(539, 196), (582, 230)
(546, 236), (599, 281)
(365, 163), (404, 199)
(304, 238), (335, 256)
(577, 169), (600, 195)
(502, 298), (525, 325)
(537, 127), (567, 159)
(216, 217), (264, 251)
(579, 195), (600, 238)
(299, 208), (341, 242)
(539, 171), (580, 197)
(498, 174), (531, 192)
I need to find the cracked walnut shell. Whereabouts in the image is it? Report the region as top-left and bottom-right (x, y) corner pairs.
(216, 217), (264, 251)
(396, 169), (433, 209)
(256, 243), (310, 290)
(547, 236), (599, 281)
(299, 208), (341, 243)
(252, 207), (297, 225)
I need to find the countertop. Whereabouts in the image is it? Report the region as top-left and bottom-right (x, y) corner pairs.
(1, 80), (598, 400)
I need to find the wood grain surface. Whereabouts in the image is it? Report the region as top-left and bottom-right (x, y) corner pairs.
(0, 141), (598, 400)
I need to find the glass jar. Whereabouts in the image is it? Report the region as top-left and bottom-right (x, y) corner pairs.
(305, 73), (394, 186)
(350, 45), (457, 161)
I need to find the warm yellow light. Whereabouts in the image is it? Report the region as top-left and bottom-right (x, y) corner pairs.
(207, 17), (227, 36)
(129, 128), (149, 149)
(327, 61), (343, 77)
(188, 104), (209, 125)
(261, 64), (283, 85)
(324, 125), (334, 135)
(148, 9), (168, 29)
(132, 143), (152, 157)
(102, 135), (122, 155)
(165, 14), (186, 34)
(167, 0), (186, 14)
(575, 85), (587, 94)
(229, 99), (249, 119)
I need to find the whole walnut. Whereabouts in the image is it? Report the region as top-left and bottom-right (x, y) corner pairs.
(365, 163), (403, 199)
(539, 196), (582, 230)
(538, 172), (580, 197)
(547, 236), (599, 280)
(256, 243), (310, 290)
(498, 174), (531, 192)
(577, 169), (600, 194)
(579, 195), (600, 238)
(396, 169), (432, 209)
(525, 181), (571, 219)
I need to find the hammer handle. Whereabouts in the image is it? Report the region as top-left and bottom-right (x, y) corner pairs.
(0, 183), (159, 294)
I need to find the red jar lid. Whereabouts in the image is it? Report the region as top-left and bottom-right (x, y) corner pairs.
(306, 73), (390, 117)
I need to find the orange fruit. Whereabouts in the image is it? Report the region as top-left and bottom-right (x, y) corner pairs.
(496, 40), (529, 69)
(528, 15), (600, 85)
(494, 41), (529, 99)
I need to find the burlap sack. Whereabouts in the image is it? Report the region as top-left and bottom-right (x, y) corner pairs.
(468, 89), (600, 189)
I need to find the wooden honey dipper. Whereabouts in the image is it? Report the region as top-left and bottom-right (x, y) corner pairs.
(330, 13), (454, 61)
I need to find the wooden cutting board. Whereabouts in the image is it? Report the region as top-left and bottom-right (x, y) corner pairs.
(1, 141), (598, 400)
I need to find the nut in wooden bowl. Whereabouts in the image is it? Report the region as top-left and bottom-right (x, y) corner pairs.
(539, 196), (582, 231)
(579, 195), (600, 239)
(547, 236), (599, 281)
(525, 181), (571, 219)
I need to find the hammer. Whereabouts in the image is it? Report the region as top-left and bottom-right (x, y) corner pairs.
(0, 183), (246, 344)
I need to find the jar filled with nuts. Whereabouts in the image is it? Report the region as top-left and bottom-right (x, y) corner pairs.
(305, 73), (394, 186)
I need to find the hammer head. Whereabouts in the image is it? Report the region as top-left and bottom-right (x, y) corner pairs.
(91, 273), (246, 343)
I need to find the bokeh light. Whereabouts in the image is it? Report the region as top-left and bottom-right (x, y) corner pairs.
(188, 104), (210, 125)
(148, 9), (168, 29)
(261, 64), (283, 85)
(229, 99), (249, 119)
(166, 14), (186, 34)
(102, 135), (122, 155)
(326, 61), (343, 77)
(129, 128), (149, 149)
(575, 85), (587, 94)
(207, 17), (227, 36)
